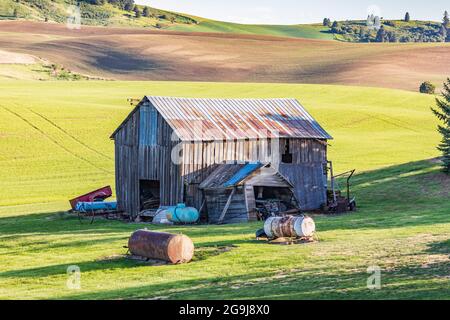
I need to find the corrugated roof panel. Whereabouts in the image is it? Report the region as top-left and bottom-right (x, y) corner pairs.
(223, 162), (264, 188)
(145, 96), (332, 141)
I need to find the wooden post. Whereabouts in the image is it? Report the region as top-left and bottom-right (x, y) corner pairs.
(218, 188), (235, 224)
(328, 161), (337, 203)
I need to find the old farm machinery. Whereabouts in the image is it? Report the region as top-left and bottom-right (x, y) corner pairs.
(326, 162), (357, 214)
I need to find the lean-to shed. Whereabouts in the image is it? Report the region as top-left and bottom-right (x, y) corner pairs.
(110, 96), (333, 223)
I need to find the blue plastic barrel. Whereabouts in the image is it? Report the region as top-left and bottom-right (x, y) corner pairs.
(166, 203), (199, 224)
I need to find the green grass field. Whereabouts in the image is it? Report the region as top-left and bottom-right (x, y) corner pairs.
(167, 19), (334, 40)
(0, 80), (448, 299)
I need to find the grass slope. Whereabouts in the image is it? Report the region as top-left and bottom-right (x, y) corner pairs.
(0, 81), (440, 207)
(167, 19), (334, 40)
(0, 0), (196, 27)
(0, 81), (447, 300)
(0, 160), (448, 299)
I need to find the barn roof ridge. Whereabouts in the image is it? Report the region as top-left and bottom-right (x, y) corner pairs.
(111, 96), (333, 141)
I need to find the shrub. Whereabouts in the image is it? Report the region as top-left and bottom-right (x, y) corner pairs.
(420, 81), (436, 94)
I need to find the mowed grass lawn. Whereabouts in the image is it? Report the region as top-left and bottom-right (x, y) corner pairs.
(0, 80), (449, 299)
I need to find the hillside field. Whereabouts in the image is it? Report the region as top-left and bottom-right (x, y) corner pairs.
(0, 0), (335, 40)
(1, 21), (450, 91)
(0, 80), (449, 299)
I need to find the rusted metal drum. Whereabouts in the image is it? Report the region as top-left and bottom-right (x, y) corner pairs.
(128, 230), (194, 264)
(264, 215), (316, 239)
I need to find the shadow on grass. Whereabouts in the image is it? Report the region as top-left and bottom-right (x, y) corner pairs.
(57, 258), (450, 300)
(316, 159), (450, 232)
(0, 256), (143, 279)
(426, 239), (450, 256)
(0, 159), (448, 242)
(0, 243), (242, 279)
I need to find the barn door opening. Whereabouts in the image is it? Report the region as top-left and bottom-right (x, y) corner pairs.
(140, 180), (160, 211)
(254, 186), (298, 220)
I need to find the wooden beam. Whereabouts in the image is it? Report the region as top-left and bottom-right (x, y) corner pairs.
(218, 188), (235, 224)
(199, 198), (206, 214)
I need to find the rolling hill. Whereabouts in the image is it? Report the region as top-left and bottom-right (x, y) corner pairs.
(1, 21), (450, 91)
(3, 0), (448, 43)
(0, 0), (333, 40)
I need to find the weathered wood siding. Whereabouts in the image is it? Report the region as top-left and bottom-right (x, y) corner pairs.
(278, 164), (327, 210)
(138, 102), (183, 207)
(114, 109), (139, 216)
(204, 188), (248, 224)
(114, 101), (329, 216)
(114, 102), (183, 216)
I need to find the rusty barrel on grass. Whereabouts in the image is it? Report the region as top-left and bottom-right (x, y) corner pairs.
(128, 230), (194, 264)
(264, 215), (316, 239)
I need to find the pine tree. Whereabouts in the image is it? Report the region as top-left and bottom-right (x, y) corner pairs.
(439, 24), (448, 41)
(143, 6), (150, 17)
(405, 12), (410, 22)
(431, 78), (450, 173)
(444, 11), (450, 27)
(133, 6), (141, 18)
(375, 25), (386, 42)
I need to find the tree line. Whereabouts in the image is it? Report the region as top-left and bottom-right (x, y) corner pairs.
(323, 11), (450, 43)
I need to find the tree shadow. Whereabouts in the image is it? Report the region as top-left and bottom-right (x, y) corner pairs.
(426, 239), (450, 256)
(315, 159), (450, 232)
(57, 258), (450, 300)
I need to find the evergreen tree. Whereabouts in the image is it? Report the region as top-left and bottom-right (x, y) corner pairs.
(444, 11), (450, 27)
(405, 12), (410, 22)
(133, 6), (141, 18)
(439, 24), (448, 41)
(143, 6), (150, 17)
(375, 25), (386, 42)
(431, 78), (450, 173)
(123, 1), (134, 11)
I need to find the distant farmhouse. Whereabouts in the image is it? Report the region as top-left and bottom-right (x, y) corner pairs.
(111, 96), (332, 224)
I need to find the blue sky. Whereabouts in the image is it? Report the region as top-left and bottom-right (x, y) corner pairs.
(136, 0), (449, 24)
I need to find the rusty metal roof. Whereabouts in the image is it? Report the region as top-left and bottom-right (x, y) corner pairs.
(146, 96), (332, 141)
(111, 96), (332, 141)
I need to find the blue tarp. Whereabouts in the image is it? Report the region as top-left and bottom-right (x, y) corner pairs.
(75, 201), (117, 213)
(223, 162), (263, 188)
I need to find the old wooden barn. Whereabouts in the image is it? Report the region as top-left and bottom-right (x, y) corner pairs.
(111, 96), (333, 224)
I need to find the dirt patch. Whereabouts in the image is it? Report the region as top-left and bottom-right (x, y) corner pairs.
(192, 245), (238, 262)
(0, 50), (36, 64)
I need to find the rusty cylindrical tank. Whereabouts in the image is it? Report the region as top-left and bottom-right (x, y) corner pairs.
(264, 215), (316, 239)
(128, 230), (194, 264)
